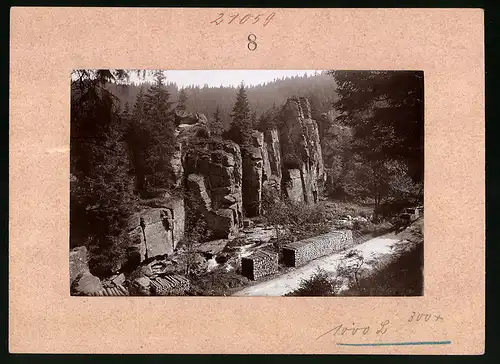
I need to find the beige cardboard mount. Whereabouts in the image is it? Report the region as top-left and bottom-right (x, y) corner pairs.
(9, 8), (484, 354)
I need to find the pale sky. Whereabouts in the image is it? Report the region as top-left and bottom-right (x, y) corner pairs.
(129, 70), (323, 88)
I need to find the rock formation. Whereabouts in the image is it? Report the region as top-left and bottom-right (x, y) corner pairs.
(72, 96), (327, 277)
(174, 110), (208, 126)
(184, 139), (243, 239)
(127, 194), (185, 262)
(239, 96), (324, 215)
(279, 97), (325, 204)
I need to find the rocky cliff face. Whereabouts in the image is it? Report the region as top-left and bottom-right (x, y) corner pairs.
(123, 96), (324, 264)
(127, 194), (185, 262)
(240, 97), (325, 213)
(184, 139), (243, 238)
(279, 97), (325, 204)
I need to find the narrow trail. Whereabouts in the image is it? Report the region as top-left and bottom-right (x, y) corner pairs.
(232, 232), (405, 297)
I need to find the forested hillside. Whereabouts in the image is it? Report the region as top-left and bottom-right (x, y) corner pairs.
(106, 71), (338, 130)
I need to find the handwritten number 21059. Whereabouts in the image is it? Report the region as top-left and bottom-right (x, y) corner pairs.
(211, 12), (275, 27)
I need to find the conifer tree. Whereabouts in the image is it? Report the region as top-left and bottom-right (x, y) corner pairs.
(70, 70), (135, 278)
(126, 71), (177, 192)
(210, 106), (224, 137)
(226, 83), (252, 145)
(176, 88), (188, 113)
(250, 110), (257, 129)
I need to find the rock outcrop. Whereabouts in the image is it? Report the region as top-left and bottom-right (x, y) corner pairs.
(174, 110), (208, 126)
(71, 271), (103, 295)
(239, 97), (324, 216)
(69, 246), (89, 285)
(279, 97), (325, 204)
(127, 194), (185, 262)
(242, 130), (283, 217)
(185, 139), (243, 238)
(75, 98), (327, 281)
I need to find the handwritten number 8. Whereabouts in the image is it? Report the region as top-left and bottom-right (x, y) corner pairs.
(247, 34), (257, 51)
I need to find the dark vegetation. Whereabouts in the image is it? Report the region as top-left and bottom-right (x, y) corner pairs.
(285, 268), (340, 296)
(71, 69), (424, 283)
(341, 243), (423, 296)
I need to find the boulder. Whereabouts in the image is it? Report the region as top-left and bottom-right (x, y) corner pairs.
(111, 273), (126, 286)
(69, 246), (89, 285)
(71, 272), (103, 296)
(130, 276), (151, 296)
(141, 209), (174, 258)
(196, 239), (228, 258)
(209, 209), (237, 238)
(174, 110), (208, 125)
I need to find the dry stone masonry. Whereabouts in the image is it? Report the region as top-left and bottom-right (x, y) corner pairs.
(150, 275), (190, 295)
(282, 230), (354, 267)
(89, 284), (129, 296)
(241, 249), (279, 280)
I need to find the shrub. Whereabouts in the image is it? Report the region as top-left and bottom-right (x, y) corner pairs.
(188, 268), (250, 296)
(286, 268), (339, 296)
(283, 153), (302, 170)
(341, 243), (423, 296)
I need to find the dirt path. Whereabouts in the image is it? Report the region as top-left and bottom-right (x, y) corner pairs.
(232, 233), (404, 297)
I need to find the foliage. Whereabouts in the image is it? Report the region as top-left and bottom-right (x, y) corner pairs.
(209, 106), (224, 137)
(224, 83), (253, 145)
(256, 104), (280, 132)
(124, 71), (177, 192)
(329, 70), (424, 184)
(286, 268), (339, 296)
(188, 268), (250, 296)
(263, 198), (332, 256)
(311, 70), (425, 214)
(70, 70), (137, 278)
(336, 249), (365, 291)
(282, 153), (302, 170)
(341, 243), (423, 296)
(107, 71), (336, 130)
(175, 88), (188, 112)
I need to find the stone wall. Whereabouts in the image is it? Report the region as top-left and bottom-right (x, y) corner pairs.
(241, 249), (279, 280)
(150, 275), (190, 296)
(282, 230), (354, 267)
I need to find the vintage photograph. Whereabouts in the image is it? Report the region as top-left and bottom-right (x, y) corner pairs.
(70, 69), (424, 297)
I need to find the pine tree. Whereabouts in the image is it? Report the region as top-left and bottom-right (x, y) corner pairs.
(226, 83), (252, 145)
(250, 110), (257, 129)
(70, 69), (135, 278)
(176, 88), (188, 113)
(125, 71), (177, 192)
(210, 106), (224, 137)
(144, 71), (174, 121)
(142, 71), (176, 189)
